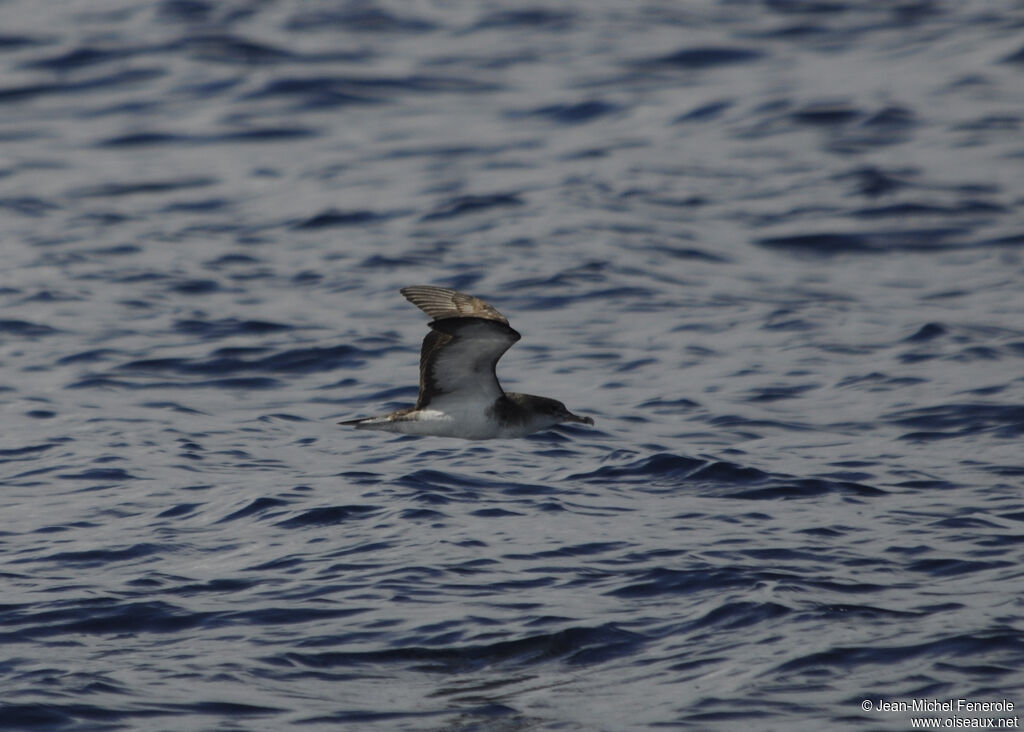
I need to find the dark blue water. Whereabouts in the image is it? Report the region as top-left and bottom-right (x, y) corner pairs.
(2, 2), (1023, 730)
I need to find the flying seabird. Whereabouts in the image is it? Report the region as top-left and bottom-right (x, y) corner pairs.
(340, 286), (594, 439)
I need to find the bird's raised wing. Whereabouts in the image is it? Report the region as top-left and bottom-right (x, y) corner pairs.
(401, 285), (510, 325)
(401, 287), (520, 409)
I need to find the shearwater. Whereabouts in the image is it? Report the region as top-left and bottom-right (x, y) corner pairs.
(340, 286), (594, 439)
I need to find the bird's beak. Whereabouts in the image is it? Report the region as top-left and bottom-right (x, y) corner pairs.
(565, 412), (594, 426)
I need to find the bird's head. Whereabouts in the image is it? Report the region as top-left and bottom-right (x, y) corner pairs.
(533, 396), (594, 427)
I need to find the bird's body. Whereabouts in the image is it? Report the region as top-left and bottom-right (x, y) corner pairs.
(341, 286), (593, 440)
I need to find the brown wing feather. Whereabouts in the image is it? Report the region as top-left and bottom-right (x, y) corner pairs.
(400, 286), (510, 325)
(415, 328), (450, 409)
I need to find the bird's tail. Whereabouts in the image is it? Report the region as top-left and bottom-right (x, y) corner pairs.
(338, 417), (370, 427)
(338, 415), (394, 430)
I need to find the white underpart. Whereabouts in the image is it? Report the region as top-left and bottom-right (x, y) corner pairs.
(351, 401), (557, 440)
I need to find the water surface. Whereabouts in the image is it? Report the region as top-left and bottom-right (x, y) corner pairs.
(2, 1), (1024, 730)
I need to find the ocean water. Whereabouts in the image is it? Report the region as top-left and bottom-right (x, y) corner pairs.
(2, 1), (1024, 730)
